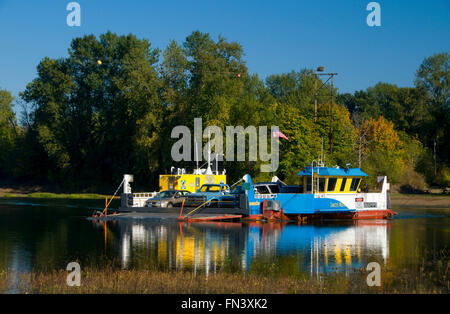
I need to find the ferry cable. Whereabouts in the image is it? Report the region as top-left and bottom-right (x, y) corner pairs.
(184, 178), (244, 217)
(102, 178), (125, 214)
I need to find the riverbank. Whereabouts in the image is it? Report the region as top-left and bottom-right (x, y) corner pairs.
(0, 181), (119, 199)
(2, 187), (449, 207)
(0, 265), (447, 294)
(0, 190), (113, 200)
(390, 193), (450, 209)
(0, 187), (118, 200)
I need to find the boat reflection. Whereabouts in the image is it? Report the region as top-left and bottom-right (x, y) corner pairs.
(245, 220), (390, 276)
(98, 219), (391, 275)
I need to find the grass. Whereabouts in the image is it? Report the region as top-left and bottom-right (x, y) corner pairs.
(0, 264), (447, 294)
(1, 193), (23, 198)
(27, 192), (109, 199)
(2, 192), (115, 200)
(391, 193), (450, 197)
(390, 193), (450, 209)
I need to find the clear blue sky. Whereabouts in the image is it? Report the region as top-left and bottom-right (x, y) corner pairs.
(0, 0), (449, 101)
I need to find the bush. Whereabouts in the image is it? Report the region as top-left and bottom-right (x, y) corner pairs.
(437, 165), (450, 187)
(400, 164), (428, 192)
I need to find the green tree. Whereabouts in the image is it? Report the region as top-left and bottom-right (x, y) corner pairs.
(21, 32), (162, 188)
(183, 31), (248, 127)
(266, 69), (334, 119)
(275, 103), (321, 183)
(415, 52), (450, 165)
(266, 70), (356, 169)
(337, 83), (431, 138)
(337, 81), (436, 188)
(159, 31), (261, 181)
(0, 89), (19, 177)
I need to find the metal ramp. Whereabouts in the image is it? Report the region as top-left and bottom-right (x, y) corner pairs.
(182, 214), (243, 222)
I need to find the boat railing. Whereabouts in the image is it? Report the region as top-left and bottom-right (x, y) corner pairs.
(133, 192), (158, 198)
(131, 192), (159, 207)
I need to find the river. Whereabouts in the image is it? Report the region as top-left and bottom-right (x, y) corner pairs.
(0, 198), (448, 287)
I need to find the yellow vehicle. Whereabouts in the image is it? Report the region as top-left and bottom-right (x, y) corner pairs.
(159, 173), (226, 193)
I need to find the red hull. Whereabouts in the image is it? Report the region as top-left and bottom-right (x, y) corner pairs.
(352, 209), (397, 219)
(245, 209), (397, 221)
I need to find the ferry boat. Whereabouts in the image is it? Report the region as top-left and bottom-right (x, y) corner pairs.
(111, 131), (397, 221)
(116, 165), (396, 221)
(243, 162), (397, 221)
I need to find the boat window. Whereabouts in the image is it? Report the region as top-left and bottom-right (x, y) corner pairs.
(340, 178), (347, 192)
(305, 176), (312, 193)
(281, 185), (303, 193)
(269, 184), (280, 193)
(327, 178), (337, 192)
(318, 178), (326, 192)
(349, 178), (361, 191)
(256, 185), (270, 194)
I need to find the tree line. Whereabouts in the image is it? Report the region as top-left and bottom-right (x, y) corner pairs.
(0, 31), (448, 192)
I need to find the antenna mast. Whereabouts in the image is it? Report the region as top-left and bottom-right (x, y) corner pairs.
(194, 138), (200, 174)
(206, 130), (212, 174)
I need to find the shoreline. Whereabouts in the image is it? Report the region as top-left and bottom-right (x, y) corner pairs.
(0, 188), (116, 200)
(390, 193), (450, 208)
(1, 187), (449, 206)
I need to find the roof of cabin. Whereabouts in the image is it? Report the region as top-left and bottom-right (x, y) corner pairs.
(297, 167), (368, 177)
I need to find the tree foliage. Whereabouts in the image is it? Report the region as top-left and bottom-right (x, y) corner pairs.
(0, 32), (447, 191)
(415, 52), (450, 164)
(0, 89), (19, 177)
(338, 53), (449, 186)
(21, 32), (162, 188)
(360, 117), (404, 185)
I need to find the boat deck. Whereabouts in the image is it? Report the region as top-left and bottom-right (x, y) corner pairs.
(87, 206), (246, 222)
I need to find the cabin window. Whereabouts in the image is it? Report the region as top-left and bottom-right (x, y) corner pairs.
(349, 178), (361, 191)
(327, 178), (337, 192)
(269, 184), (280, 193)
(256, 185), (270, 194)
(318, 178), (326, 192)
(282, 185), (303, 193)
(305, 176), (312, 193)
(340, 178), (347, 192)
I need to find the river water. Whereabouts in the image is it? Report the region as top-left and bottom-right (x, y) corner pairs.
(0, 198), (448, 285)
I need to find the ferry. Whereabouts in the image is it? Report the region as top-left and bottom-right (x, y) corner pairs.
(114, 160), (396, 221)
(243, 162), (397, 221)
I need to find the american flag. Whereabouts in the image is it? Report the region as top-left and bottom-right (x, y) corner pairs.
(272, 130), (289, 141)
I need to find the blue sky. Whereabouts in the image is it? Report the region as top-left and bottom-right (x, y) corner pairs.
(0, 0), (449, 101)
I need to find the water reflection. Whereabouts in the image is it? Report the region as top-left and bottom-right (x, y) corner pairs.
(1, 199), (447, 280)
(97, 219), (392, 276)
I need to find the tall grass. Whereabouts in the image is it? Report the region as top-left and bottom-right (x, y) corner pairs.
(2, 193), (115, 200)
(0, 264), (447, 294)
(27, 193), (109, 199)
